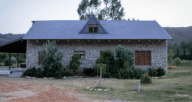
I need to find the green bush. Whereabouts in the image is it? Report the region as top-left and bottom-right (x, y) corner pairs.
(174, 57), (182, 66)
(63, 71), (73, 77)
(134, 68), (146, 79)
(34, 67), (44, 78)
(95, 48), (115, 77)
(115, 44), (135, 70)
(140, 72), (152, 84)
(117, 61), (135, 79)
(148, 68), (158, 77)
(40, 40), (65, 79)
(3, 57), (15, 66)
(102, 72), (111, 78)
(156, 67), (165, 76)
(67, 54), (82, 74)
(83, 67), (97, 77)
(22, 67), (36, 77)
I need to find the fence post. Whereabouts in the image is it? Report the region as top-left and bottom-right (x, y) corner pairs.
(137, 83), (140, 92)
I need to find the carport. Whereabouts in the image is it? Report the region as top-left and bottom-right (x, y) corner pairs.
(0, 36), (26, 69)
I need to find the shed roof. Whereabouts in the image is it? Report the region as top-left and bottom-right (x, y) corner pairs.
(22, 15), (172, 40)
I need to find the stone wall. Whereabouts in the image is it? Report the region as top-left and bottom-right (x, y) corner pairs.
(26, 39), (168, 73)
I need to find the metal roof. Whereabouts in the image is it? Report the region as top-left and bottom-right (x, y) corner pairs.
(0, 36), (24, 47)
(22, 15), (173, 40)
(0, 36), (26, 53)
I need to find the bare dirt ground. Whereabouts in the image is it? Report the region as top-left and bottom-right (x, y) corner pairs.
(0, 75), (126, 102)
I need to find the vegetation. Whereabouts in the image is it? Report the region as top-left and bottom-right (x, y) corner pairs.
(168, 49), (175, 68)
(174, 57), (182, 66)
(95, 48), (115, 77)
(22, 67), (36, 77)
(140, 72), (152, 84)
(147, 68), (158, 77)
(156, 67), (166, 76)
(77, 0), (125, 20)
(83, 67), (97, 77)
(67, 54), (82, 75)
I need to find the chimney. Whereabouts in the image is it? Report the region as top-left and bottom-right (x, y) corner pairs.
(32, 21), (35, 24)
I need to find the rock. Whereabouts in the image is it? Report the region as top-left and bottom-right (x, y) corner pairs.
(86, 87), (90, 89)
(97, 89), (102, 91)
(90, 88), (93, 90)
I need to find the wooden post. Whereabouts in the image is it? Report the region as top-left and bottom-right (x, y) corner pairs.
(17, 53), (19, 68)
(24, 53), (25, 63)
(9, 53), (10, 69)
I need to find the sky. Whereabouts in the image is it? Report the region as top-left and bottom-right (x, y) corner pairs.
(0, 0), (192, 34)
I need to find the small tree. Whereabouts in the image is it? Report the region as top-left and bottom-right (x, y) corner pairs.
(95, 63), (107, 87)
(40, 40), (65, 78)
(115, 44), (135, 70)
(67, 54), (82, 75)
(95, 48), (115, 77)
(168, 49), (175, 67)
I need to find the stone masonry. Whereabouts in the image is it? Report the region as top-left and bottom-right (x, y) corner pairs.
(26, 39), (168, 74)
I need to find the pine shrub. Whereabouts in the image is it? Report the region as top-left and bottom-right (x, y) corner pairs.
(156, 67), (165, 76)
(115, 44), (135, 70)
(67, 54), (82, 74)
(95, 48), (115, 77)
(140, 72), (152, 84)
(40, 40), (65, 79)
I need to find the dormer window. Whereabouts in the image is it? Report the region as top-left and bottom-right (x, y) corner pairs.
(88, 24), (98, 33)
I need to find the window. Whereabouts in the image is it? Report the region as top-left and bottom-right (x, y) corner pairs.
(74, 51), (85, 60)
(38, 51), (55, 65)
(88, 24), (98, 33)
(135, 51), (151, 65)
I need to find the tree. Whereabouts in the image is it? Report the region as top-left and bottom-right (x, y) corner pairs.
(101, 0), (125, 20)
(77, 0), (125, 20)
(115, 44), (135, 70)
(40, 40), (65, 78)
(180, 41), (187, 59)
(95, 63), (107, 87)
(187, 40), (192, 60)
(168, 41), (173, 52)
(168, 49), (174, 67)
(77, 0), (102, 20)
(95, 48), (115, 77)
(173, 42), (179, 53)
(67, 54), (82, 75)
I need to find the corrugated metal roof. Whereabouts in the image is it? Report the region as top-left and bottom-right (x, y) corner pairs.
(0, 36), (24, 47)
(22, 15), (173, 40)
(79, 14), (108, 34)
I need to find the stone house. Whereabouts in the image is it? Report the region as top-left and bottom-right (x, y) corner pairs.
(22, 14), (173, 73)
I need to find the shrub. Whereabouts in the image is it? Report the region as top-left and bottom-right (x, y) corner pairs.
(156, 67), (165, 76)
(3, 57), (15, 66)
(63, 71), (73, 77)
(174, 57), (182, 66)
(117, 61), (135, 79)
(102, 72), (111, 78)
(95, 48), (115, 76)
(83, 67), (97, 77)
(67, 54), (82, 74)
(134, 68), (146, 79)
(34, 67), (44, 78)
(147, 68), (158, 77)
(140, 72), (152, 84)
(115, 44), (135, 70)
(40, 40), (65, 79)
(22, 67), (36, 77)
